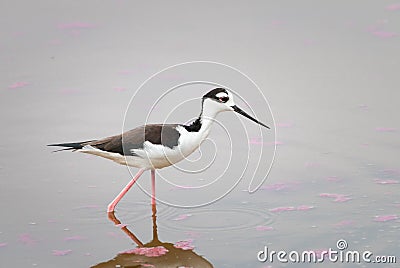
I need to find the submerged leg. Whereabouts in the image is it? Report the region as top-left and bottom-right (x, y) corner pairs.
(107, 169), (145, 212)
(151, 169), (156, 206)
(151, 201), (159, 242)
(107, 211), (144, 247)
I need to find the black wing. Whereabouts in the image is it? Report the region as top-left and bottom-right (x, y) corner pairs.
(49, 124), (181, 156)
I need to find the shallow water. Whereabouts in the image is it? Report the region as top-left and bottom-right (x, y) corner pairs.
(1, 1), (399, 267)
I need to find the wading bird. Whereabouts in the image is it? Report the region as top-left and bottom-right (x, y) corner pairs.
(49, 88), (269, 212)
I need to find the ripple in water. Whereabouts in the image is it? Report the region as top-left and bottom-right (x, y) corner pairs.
(161, 205), (275, 233)
(74, 201), (177, 225)
(75, 202), (276, 244)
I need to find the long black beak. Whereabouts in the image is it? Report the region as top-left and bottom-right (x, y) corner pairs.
(232, 105), (270, 129)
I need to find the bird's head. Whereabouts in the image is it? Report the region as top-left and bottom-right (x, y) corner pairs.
(202, 88), (269, 129)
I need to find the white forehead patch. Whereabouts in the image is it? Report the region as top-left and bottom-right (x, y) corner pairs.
(215, 92), (228, 98)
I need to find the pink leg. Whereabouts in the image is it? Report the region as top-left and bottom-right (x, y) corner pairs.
(107, 169), (145, 212)
(151, 169), (156, 206)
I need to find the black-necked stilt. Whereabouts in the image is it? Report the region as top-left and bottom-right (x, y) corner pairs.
(49, 88), (269, 212)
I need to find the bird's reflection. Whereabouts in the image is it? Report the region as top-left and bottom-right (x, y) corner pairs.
(92, 204), (213, 268)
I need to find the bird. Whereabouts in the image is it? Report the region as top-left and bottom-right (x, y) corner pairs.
(49, 88), (269, 212)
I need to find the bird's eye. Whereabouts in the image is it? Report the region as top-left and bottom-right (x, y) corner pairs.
(219, 96), (229, 103)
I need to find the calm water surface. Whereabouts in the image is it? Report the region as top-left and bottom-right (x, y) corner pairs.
(1, 1), (399, 267)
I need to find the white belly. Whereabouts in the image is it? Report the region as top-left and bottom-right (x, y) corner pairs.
(130, 126), (208, 169)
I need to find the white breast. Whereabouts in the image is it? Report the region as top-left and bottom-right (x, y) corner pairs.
(129, 126), (209, 169)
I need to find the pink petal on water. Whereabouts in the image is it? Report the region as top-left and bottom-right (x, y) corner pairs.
(319, 193), (352, 202)
(52, 249), (72, 256)
(375, 127), (397, 132)
(8, 82), (29, 89)
(371, 31), (397, 38)
(18, 234), (36, 245)
(0, 243), (7, 247)
(261, 183), (287, 191)
(269, 206), (296, 213)
(319, 193), (338, 198)
(335, 196), (352, 202)
(260, 182), (299, 191)
(256, 225), (274, 231)
(174, 239), (195, 250)
(266, 205), (314, 213)
(374, 179), (399, 185)
(172, 214), (192, 221)
(297, 205), (314, 211)
(386, 3), (400, 10)
(123, 246), (169, 257)
(374, 215), (398, 222)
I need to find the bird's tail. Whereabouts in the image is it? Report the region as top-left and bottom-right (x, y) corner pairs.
(47, 141), (94, 152)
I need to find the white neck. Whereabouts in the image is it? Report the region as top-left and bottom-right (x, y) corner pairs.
(198, 99), (223, 138)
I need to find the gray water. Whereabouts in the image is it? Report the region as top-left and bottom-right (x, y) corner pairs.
(1, 1), (399, 267)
